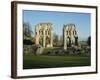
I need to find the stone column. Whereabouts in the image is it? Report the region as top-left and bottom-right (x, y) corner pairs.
(43, 29), (46, 48)
(35, 29), (39, 45)
(50, 30), (53, 47)
(64, 29), (67, 50)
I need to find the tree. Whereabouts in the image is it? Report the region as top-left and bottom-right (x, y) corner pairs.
(87, 36), (91, 46)
(53, 33), (59, 47)
(59, 35), (63, 47)
(23, 22), (34, 45)
(23, 22), (33, 39)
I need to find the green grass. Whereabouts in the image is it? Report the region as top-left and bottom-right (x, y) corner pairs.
(23, 55), (90, 69)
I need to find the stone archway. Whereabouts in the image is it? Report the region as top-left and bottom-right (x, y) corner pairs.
(39, 37), (43, 47)
(67, 37), (71, 47)
(75, 37), (78, 45)
(45, 36), (50, 47)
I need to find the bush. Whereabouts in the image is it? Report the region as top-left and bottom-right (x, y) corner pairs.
(23, 45), (39, 55)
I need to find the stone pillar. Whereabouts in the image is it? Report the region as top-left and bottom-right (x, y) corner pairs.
(64, 29), (67, 50)
(35, 28), (39, 45)
(50, 30), (53, 47)
(43, 29), (46, 48)
(35, 36), (39, 45)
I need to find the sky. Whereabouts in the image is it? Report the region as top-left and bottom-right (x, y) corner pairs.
(23, 10), (91, 41)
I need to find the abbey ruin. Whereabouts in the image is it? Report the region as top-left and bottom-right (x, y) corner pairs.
(35, 23), (53, 48)
(63, 24), (78, 49)
(35, 23), (78, 49)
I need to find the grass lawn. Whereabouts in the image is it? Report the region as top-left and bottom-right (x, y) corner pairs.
(23, 55), (90, 69)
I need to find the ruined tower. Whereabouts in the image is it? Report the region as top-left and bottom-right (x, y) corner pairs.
(63, 24), (78, 50)
(35, 23), (53, 48)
